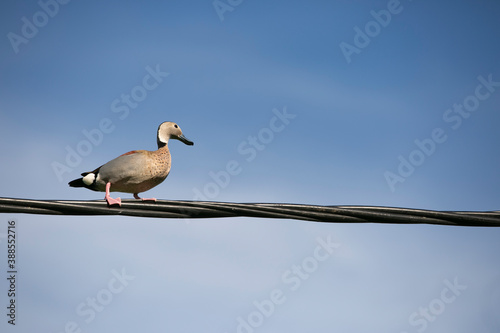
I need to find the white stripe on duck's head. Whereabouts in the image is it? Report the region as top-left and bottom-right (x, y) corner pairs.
(157, 121), (194, 148)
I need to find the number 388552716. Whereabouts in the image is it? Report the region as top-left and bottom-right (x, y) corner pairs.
(7, 220), (16, 268)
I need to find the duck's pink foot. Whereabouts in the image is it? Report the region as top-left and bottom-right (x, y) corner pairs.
(134, 193), (156, 202)
(105, 182), (122, 207)
(105, 196), (122, 206)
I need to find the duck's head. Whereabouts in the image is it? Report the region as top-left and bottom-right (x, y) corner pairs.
(157, 121), (194, 148)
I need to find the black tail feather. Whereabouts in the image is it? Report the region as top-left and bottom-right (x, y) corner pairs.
(68, 178), (85, 187)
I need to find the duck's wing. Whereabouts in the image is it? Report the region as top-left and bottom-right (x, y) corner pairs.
(97, 150), (150, 184)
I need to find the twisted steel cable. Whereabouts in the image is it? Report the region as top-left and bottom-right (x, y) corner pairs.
(0, 197), (499, 227)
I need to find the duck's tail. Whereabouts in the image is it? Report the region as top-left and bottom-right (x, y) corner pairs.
(68, 178), (85, 187)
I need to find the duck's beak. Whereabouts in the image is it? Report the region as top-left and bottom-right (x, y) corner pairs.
(177, 134), (194, 146)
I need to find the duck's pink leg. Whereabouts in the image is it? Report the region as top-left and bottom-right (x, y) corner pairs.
(134, 193), (156, 202)
(105, 182), (122, 206)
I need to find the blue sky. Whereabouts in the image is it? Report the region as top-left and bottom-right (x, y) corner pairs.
(1, 0), (500, 332)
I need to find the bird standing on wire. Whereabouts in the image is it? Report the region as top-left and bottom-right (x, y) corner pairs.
(68, 121), (193, 206)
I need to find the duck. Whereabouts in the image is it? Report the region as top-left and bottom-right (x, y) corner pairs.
(68, 121), (193, 206)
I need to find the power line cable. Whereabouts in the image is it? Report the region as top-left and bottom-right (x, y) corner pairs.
(0, 197), (499, 227)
